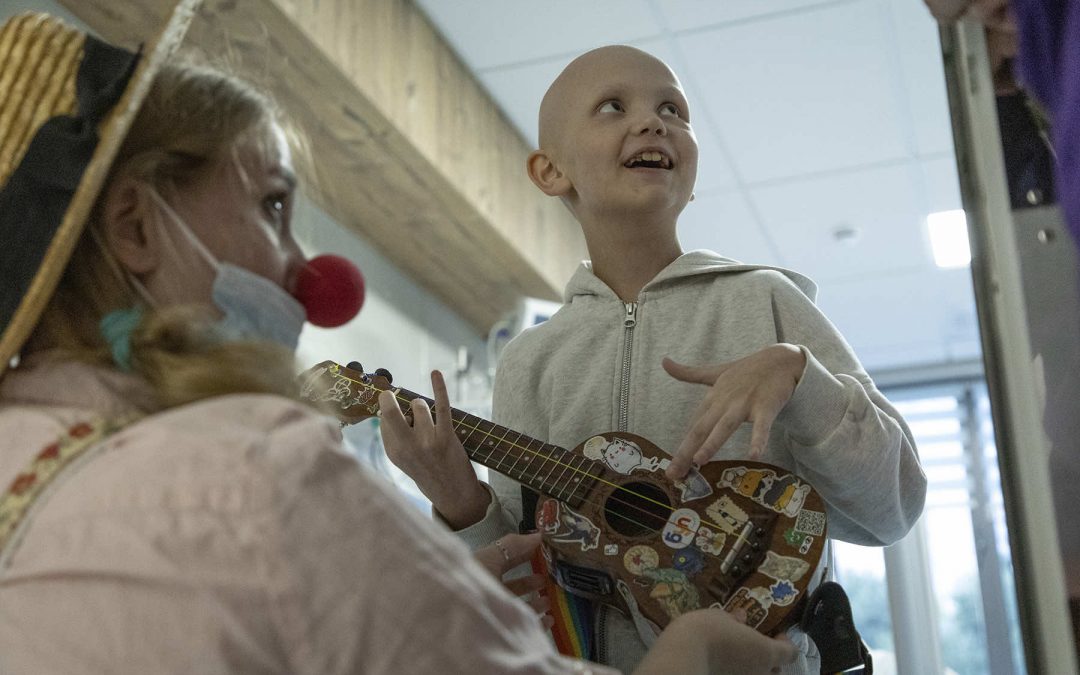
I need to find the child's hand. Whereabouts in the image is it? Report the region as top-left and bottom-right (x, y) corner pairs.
(662, 345), (806, 480)
(473, 533), (553, 628)
(378, 370), (491, 529)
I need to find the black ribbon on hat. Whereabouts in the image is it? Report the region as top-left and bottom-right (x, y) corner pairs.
(0, 35), (140, 335)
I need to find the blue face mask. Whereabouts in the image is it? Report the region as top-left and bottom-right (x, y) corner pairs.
(148, 190), (306, 350)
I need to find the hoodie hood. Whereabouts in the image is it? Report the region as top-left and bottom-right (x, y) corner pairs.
(563, 249), (817, 303)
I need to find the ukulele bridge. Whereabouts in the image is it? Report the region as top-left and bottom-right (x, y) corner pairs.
(707, 511), (778, 604)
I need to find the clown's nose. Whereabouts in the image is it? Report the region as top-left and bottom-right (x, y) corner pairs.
(295, 254), (365, 327)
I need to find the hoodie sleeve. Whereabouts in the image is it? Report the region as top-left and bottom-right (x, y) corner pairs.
(769, 276), (927, 546)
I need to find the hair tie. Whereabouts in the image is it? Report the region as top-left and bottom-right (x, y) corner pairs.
(99, 308), (144, 372)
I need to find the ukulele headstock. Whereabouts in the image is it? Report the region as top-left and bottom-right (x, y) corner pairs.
(299, 360), (394, 426)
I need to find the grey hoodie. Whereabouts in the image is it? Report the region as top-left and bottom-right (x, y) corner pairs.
(458, 250), (927, 673)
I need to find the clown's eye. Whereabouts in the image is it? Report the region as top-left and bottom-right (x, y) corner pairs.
(263, 192), (291, 235)
(598, 100), (625, 113)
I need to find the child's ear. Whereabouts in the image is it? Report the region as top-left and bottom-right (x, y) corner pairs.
(100, 176), (161, 276)
(526, 149), (572, 197)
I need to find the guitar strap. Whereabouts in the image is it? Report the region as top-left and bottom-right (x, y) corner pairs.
(0, 415), (138, 571)
(521, 485), (596, 661)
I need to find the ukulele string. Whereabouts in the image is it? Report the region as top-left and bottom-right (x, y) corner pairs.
(334, 370), (738, 536)
(336, 373), (676, 533)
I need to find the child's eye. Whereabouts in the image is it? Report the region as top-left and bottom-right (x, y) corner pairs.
(659, 102), (682, 118)
(598, 100), (625, 113)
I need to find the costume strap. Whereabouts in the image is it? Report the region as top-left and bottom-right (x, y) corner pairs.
(0, 414), (139, 570)
(531, 548), (595, 660)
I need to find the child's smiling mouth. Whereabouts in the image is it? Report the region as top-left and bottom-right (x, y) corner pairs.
(624, 150), (673, 170)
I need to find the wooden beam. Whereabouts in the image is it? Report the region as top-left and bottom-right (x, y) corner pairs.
(57, 0), (585, 332)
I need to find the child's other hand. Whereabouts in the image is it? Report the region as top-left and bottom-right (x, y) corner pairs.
(378, 370), (491, 529)
(661, 345), (806, 479)
(473, 533), (553, 628)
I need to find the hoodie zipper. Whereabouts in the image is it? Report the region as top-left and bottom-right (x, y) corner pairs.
(618, 301), (637, 433)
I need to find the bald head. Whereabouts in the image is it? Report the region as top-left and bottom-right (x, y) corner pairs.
(537, 45), (683, 151)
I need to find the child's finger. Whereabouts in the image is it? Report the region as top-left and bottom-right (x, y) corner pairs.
(430, 370), (452, 426)
(748, 413), (775, 459)
(377, 390), (409, 431)
(409, 397), (435, 433)
(692, 412), (743, 466)
(662, 357), (727, 385)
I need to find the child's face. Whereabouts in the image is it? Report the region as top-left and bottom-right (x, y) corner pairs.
(546, 47), (698, 221)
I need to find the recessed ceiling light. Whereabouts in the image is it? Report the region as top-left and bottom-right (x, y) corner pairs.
(831, 223), (860, 245)
(927, 209), (971, 268)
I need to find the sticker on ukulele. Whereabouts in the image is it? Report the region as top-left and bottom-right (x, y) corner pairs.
(759, 551), (811, 583)
(718, 466), (811, 517)
(624, 544), (660, 575)
(725, 587), (769, 629)
(584, 435), (669, 475)
(694, 525), (728, 556)
(783, 528), (815, 555)
(537, 498), (601, 551)
(661, 508), (700, 550)
(794, 508), (826, 537)
(299, 366), (379, 413)
(768, 580), (799, 606)
(672, 546), (705, 576)
(643, 566), (701, 619)
(673, 468), (713, 503)
(705, 494), (749, 536)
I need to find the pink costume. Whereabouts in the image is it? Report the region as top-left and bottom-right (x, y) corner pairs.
(0, 356), (604, 674)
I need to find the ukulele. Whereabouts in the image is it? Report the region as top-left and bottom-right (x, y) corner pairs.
(300, 360), (827, 637)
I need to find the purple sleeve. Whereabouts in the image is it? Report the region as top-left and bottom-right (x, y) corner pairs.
(1012, 0), (1080, 248)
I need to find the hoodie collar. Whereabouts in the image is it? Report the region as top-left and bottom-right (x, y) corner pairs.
(564, 249), (817, 303)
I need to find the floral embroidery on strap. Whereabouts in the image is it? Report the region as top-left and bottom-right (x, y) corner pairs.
(0, 415), (139, 569)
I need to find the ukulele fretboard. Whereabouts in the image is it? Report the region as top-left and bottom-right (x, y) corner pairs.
(396, 388), (606, 509)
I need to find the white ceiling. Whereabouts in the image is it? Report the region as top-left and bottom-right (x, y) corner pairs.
(414, 0), (982, 374)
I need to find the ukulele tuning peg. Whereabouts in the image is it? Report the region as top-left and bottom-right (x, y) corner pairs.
(374, 368), (393, 384)
(346, 361), (364, 373)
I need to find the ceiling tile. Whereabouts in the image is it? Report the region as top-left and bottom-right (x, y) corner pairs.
(413, 0), (662, 70)
(920, 155), (964, 214)
(654, 0), (846, 32)
(749, 162), (933, 282)
(815, 267), (980, 371)
(676, 1), (911, 183)
(677, 191), (778, 263)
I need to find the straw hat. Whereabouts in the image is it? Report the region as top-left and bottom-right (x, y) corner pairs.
(0, 1), (200, 379)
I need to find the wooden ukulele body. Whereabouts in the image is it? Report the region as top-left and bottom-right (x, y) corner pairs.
(535, 431), (826, 637)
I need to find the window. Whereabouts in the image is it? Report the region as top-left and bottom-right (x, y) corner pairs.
(834, 379), (1025, 674)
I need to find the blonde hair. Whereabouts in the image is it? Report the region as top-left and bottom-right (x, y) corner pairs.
(28, 57), (304, 409)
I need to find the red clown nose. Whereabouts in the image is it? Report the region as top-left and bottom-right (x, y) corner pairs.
(295, 254), (365, 327)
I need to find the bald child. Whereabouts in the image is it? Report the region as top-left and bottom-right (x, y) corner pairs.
(385, 46), (927, 674)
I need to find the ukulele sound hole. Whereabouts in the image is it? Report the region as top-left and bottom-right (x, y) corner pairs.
(604, 481), (672, 538)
